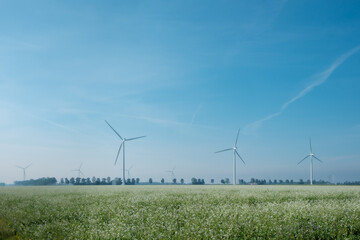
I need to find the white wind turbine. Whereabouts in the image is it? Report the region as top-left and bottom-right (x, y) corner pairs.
(72, 162), (84, 178)
(298, 137), (322, 185)
(16, 163), (32, 181)
(166, 167), (176, 180)
(105, 120), (146, 184)
(121, 165), (133, 179)
(215, 129), (245, 185)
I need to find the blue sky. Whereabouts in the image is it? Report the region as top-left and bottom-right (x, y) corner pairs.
(1, 0), (360, 184)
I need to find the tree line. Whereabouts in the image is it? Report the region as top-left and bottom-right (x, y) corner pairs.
(3, 177), (360, 186)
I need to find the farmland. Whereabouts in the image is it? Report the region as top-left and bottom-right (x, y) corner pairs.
(0, 185), (359, 239)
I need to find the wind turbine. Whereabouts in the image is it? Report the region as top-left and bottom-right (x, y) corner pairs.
(105, 120), (146, 184)
(72, 162), (84, 178)
(166, 167), (176, 179)
(16, 163), (32, 181)
(215, 129), (245, 185)
(298, 137), (322, 185)
(121, 166), (133, 179)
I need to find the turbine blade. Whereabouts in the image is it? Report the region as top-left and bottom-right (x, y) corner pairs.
(80, 171), (85, 176)
(79, 162), (83, 169)
(298, 155), (310, 165)
(215, 148), (233, 154)
(105, 120), (123, 140)
(309, 137), (312, 153)
(25, 163), (32, 169)
(126, 136), (146, 141)
(16, 165), (24, 169)
(114, 142), (123, 165)
(235, 128), (240, 146)
(235, 150), (246, 164)
(313, 155), (322, 163)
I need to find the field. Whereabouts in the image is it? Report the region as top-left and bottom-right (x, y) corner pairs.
(0, 185), (359, 239)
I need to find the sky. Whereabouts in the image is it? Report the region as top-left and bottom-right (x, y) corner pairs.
(0, 0), (360, 184)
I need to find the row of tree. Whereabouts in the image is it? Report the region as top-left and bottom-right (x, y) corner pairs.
(5, 177), (360, 186)
(14, 177), (57, 186)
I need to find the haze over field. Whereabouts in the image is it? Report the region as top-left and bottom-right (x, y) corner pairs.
(1, 0), (360, 184)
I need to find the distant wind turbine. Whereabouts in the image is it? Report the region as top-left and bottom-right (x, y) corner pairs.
(105, 120), (146, 184)
(16, 163), (32, 181)
(298, 137), (322, 185)
(215, 129), (245, 185)
(121, 165), (133, 179)
(166, 167), (176, 179)
(72, 162), (84, 178)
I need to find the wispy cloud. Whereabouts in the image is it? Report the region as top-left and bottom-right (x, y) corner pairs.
(243, 45), (360, 134)
(191, 103), (203, 125)
(27, 114), (80, 133)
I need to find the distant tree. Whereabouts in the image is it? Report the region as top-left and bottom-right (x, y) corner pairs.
(290, 179), (294, 184)
(60, 178), (64, 185)
(100, 178), (106, 185)
(221, 179), (225, 184)
(131, 178), (136, 185)
(201, 179), (205, 184)
(180, 178), (184, 184)
(268, 179), (272, 185)
(114, 178), (122, 185)
(75, 177), (81, 185)
(65, 178), (70, 185)
(161, 178), (165, 184)
(107, 177), (111, 184)
(279, 180), (284, 184)
(211, 179), (214, 184)
(81, 178), (86, 185)
(274, 179), (277, 184)
(239, 179), (245, 185)
(225, 178), (230, 184)
(92, 176), (96, 184)
(191, 178), (197, 184)
(86, 178), (91, 185)
(285, 179), (290, 184)
(136, 178), (140, 184)
(306, 179), (310, 184)
(149, 178), (153, 184)
(299, 179), (304, 184)
(250, 178), (255, 184)
(172, 178), (177, 184)
(70, 177), (75, 185)
(96, 178), (101, 185)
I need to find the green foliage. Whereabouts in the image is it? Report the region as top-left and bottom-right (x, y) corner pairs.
(0, 186), (359, 239)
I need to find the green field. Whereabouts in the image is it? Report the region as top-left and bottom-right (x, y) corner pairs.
(0, 185), (359, 239)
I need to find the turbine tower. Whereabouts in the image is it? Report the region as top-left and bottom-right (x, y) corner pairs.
(105, 120), (146, 184)
(298, 137), (322, 185)
(16, 163), (32, 181)
(215, 129), (245, 185)
(166, 167), (176, 179)
(72, 162), (84, 178)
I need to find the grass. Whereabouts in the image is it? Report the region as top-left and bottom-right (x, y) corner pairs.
(0, 218), (20, 240)
(0, 185), (359, 239)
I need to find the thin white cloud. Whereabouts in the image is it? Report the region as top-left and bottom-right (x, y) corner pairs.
(191, 103), (203, 125)
(243, 45), (360, 134)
